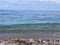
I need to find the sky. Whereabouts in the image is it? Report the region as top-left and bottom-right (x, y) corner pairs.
(0, 0), (60, 10)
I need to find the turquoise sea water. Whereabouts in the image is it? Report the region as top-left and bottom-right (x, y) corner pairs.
(0, 10), (60, 30)
(0, 23), (60, 30)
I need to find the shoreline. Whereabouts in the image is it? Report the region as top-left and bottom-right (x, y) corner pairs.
(0, 30), (60, 40)
(0, 30), (60, 33)
(0, 31), (60, 40)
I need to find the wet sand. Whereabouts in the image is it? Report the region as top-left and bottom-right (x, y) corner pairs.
(0, 30), (60, 40)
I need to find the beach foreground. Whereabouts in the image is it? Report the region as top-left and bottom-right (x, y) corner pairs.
(0, 32), (60, 45)
(0, 38), (60, 45)
(0, 30), (60, 45)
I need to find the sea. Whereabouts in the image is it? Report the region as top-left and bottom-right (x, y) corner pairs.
(0, 10), (60, 40)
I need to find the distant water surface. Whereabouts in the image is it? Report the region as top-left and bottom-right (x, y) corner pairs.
(0, 10), (60, 24)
